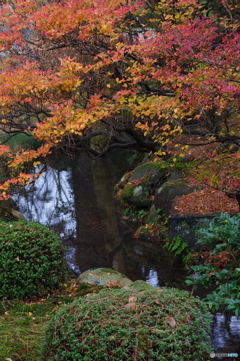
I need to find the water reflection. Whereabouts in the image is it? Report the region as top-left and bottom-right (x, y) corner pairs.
(12, 166), (79, 275)
(212, 314), (240, 360)
(13, 166), (76, 239)
(144, 268), (160, 287)
(12, 164), (240, 358)
(11, 163), (184, 283)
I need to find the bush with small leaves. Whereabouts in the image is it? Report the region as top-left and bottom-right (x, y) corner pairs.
(186, 212), (240, 316)
(41, 288), (212, 361)
(0, 220), (67, 299)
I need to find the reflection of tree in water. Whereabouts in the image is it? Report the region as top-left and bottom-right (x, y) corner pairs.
(12, 166), (76, 239)
(12, 159), (185, 285)
(212, 313), (240, 359)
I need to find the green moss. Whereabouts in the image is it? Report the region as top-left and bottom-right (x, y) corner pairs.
(121, 176), (150, 201)
(136, 161), (167, 172)
(76, 283), (110, 297)
(83, 267), (125, 276)
(101, 268), (119, 274)
(130, 280), (155, 290)
(101, 268), (129, 279)
(161, 181), (186, 192)
(0, 284), (79, 361)
(121, 183), (136, 200)
(41, 287), (213, 361)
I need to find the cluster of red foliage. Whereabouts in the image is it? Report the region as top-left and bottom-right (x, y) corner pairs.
(173, 187), (239, 215)
(185, 250), (236, 269)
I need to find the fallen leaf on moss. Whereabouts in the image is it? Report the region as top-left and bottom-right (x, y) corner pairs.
(124, 302), (136, 309)
(166, 316), (176, 327)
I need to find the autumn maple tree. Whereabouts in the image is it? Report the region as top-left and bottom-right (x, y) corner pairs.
(0, 0), (239, 200)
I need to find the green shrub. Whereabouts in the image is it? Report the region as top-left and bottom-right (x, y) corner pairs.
(185, 212), (240, 315)
(164, 236), (189, 256)
(41, 288), (212, 361)
(0, 220), (67, 299)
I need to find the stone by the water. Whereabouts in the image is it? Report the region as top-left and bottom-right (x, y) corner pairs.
(77, 268), (133, 287)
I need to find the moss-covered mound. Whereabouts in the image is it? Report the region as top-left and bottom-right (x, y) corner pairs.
(0, 220), (67, 299)
(41, 288), (212, 361)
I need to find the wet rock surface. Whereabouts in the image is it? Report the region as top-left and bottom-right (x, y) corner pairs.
(154, 180), (202, 216)
(77, 268), (133, 287)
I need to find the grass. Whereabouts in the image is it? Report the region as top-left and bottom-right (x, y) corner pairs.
(0, 294), (71, 361)
(0, 302), (47, 361)
(0, 281), (104, 361)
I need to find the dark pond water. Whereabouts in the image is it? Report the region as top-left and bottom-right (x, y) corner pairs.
(12, 164), (240, 360)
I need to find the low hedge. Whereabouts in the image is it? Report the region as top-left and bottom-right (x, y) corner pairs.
(0, 220), (67, 299)
(41, 287), (212, 361)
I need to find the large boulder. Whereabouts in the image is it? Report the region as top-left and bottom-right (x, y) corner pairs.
(115, 161), (168, 208)
(168, 214), (219, 249)
(155, 180), (202, 216)
(11, 209), (26, 220)
(77, 268), (133, 287)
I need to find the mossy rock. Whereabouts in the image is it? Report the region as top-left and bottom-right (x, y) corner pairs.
(41, 287), (212, 361)
(0, 199), (23, 222)
(168, 169), (183, 181)
(148, 204), (159, 223)
(155, 180), (202, 216)
(128, 161), (167, 182)
(77, 268), (133, 287)
(123, 183), (150, 207)
(116, 161), (168, 208)
(11, 209), (26, 220)
(128, 279), (155, 291)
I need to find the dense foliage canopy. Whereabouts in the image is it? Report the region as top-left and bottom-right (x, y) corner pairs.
(0, 0), (239, 199)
